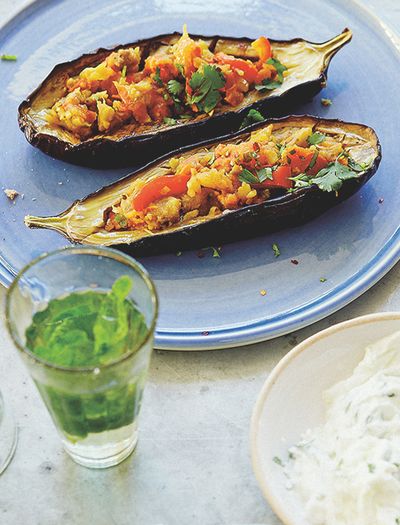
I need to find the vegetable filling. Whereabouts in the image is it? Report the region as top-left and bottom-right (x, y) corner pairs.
(104, 124), (371, 233)
(46, 26), (287, 138)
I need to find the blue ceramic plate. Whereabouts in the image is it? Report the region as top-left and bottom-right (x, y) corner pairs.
(1, 0), (399, 350)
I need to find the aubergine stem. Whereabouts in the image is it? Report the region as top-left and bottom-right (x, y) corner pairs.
(314, 28), (352, 56)
(25, 214), (69, 235)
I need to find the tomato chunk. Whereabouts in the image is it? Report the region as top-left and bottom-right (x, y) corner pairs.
(132, 173), (190, 211)
(261, 165), (292, 189)
(215, 53), (259, 83)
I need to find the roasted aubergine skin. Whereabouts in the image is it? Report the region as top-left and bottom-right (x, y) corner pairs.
(25, 116), (381, 256)
(18, 30), (352, 168)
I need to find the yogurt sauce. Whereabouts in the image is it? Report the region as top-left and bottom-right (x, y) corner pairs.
(286, 331), (400, 525)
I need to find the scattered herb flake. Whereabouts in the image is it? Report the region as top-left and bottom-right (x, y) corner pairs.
(176, 251), (182, 257)
(211, 246), (221, 258)
(291, 259), (299, 265)
(273, 456), (284, 466)
(308, 132), (326, 146)
(320, 277), (327, 283)
(368, 463), (375, 473)
(154, 67), (163, 87)
(307, 150), (319, 171)
(321, 97), (332, 106)
(388, 393), (396, 398)
(272, 243), (280, 257)
(1, 54), (17, 61)
(260, 289), (267, 296)
(240, 108), (265, 129)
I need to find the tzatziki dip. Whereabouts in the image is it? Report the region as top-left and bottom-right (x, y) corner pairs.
(286, 330), (400, 525)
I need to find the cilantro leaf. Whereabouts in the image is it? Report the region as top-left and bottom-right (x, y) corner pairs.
(176, 63), (184, 76)
(348, 157), (368, 172)
(154, 67), (163, 87)
(308, 132), (326, 146)
(255, 79), (282, 92)
(307, 150), (319, 171)
(167, 79), (184, 97)
(189, 65), (225, 113)
(238, 168), (259, 184)
(240, 109), (265, 129)
(266, 57), (287, 82)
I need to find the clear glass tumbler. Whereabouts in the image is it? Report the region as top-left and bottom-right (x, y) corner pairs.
(6, 247), (158, 469)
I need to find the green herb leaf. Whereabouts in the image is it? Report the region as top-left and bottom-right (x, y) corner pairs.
(238, 168), (259, 185)
(207, 152), (215, 166)
(368, 463), (375, 473)
(308, 132), (326, 146)
(211, 247), (221, 258)
(320, 277), (327, 283)
(163, 117), (177, 126)
(240, 108), (265, 129)
(266, 57), (287, 82)
(114, 213), (127, 228)
(272, 243), (280, 257)
(257, 167), (273, 182)
(189, 65), (225, 113)
(176, 63), (184, 76)
(154, 67), (163, 87)
(167, 79), (184, 97)
(273, 456), (283, 466)
(307, 150), (319, 171)
(1, 54), (17, 61)
(255, 79), (282, 92)
(348, 157), (368, 172)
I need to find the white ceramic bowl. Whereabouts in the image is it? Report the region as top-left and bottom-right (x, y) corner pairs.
(250, 312), (400, 525)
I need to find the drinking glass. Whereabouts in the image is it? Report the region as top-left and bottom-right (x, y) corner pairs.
(6, 247), (158, 469)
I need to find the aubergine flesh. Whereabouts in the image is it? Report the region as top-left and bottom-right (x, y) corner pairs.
(25, 115), (381, 256)
(18, 28), (352, 168)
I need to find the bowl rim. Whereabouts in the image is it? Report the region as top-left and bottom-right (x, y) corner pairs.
(250, 311), (400, 525)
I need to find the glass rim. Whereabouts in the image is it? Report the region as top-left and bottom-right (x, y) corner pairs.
(5, 246), (158, 373)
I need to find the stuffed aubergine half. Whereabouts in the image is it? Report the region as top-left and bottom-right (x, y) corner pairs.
(18, 26), (352, 167)
(25, 115), (381, 255)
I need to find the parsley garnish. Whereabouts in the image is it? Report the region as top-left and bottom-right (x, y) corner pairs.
(189, 65), (225, 113)
(163, 117), (177, 126)
(308, 132), (326, 146)
(154, 67), (163, 87)
(272, 243), (280, 257)
(240, 108), (265, 129)
(321, 98), (332, 106)
(291, 157), (369, 193)
(1, 54), (17, 61)
(167, 79), (184, 100)
(255, 58), (287, 92)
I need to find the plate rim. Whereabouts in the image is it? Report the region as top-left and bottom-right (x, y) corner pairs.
(1, 0), (400, 350)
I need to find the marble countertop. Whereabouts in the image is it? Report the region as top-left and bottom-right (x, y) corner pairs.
(0, 1), (399, 523)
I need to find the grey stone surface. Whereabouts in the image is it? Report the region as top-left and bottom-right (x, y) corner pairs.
(0, 1), (399, 523)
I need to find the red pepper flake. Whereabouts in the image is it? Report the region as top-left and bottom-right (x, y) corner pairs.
(202, 331), (210, 336)
(378, 198), (384, 204)
(291, 259), (299, 265)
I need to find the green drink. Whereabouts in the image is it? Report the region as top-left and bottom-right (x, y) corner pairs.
(26, 276), (147, 442)
(6, 247), (157, 468)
